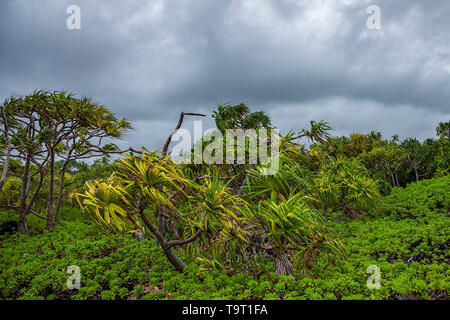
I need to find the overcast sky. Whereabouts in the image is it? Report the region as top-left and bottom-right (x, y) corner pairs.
(0, 0), (449, 151)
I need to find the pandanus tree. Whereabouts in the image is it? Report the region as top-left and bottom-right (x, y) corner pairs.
(436, 121), (450, 139)
(207, 103), (273, 195)
(77, 149), (248, 272)
(78, 150), (193, 271)
(313, 156), (380, 217)
(0, 90), (132, 232)
(246, 194), (343, 276)
(77, 107), (344, 275)
(434, 121), (450, 177)
(77, 147), (340, 276)
(212, 103), (271, 134)
(243, 130), (343, 275)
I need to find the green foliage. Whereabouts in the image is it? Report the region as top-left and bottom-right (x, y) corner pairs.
(313, 156), (380, 214)
(0, 97), (448, 300)
(0, 90), (133, 232)
(380, 175), (450, 218)
(77, 149), (251, 273)
(1, 173), (448, 300)
(248, 194), (343, 260)
(309, 121), (449, 189)
(0, 176), (21, 206)
(212, 103), (271, 133)
(77, 149), (186, 237)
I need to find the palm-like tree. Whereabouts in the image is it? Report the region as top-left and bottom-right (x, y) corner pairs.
(313, 156), (380, 217)
(77, 150), (253, 272)
(245, 193), (343, 275)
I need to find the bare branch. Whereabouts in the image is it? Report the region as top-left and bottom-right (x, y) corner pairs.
(162, 112), (206, 155)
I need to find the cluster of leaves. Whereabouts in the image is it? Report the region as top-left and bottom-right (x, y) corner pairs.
(212, 103), (271, 133)
(77, 149), (253, 273)
(313, 156), (380, 215)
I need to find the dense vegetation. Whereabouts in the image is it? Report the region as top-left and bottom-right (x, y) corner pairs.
(0, 176), (448, 300)
(0, 92), (448, 300)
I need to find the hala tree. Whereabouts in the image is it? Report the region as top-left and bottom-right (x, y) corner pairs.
(76, 106), (342, 275)
(209, 102), (272, 188)
(436, 121), (450, 139)
(312, 156), (380, 218)
(0, 90), (133, 232)
(0, 93), (52, 232)
(309, 122), (450, 188)
(246, 194), (343, 275)
(401, 138), (435, 182)
(77, 147), (341, 275)
(77, 149), (248, 272)
(212, 103), (271, 133)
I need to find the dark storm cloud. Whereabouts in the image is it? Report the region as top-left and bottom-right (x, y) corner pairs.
(156, 0), (450, 111)
(0, 0), (449, 150)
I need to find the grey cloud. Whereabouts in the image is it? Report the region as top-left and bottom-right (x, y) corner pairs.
(0, 0), (448, 151)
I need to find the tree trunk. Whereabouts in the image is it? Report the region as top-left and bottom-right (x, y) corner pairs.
(54, 161), (68, 227)
(0, 146), (11, 193)
(139, 207), (187, 272)
(23, 169), (45, 217)
(46, 149), (55, 231)
(162, 244), (186, 272)
(18, 156), (31, 233)
(157, 206), (165, 237)
(273, 249), (293, 276)
(0, 107), (11, 193)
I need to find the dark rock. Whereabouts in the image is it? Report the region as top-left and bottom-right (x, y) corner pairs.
(409, 239), (423, 251)
(0, 221), (18, 235)
(427, 289), (450, 300)
(388, 293), (424, 300)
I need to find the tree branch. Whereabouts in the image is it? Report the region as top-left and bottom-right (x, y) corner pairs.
(162, 112), (206, 155)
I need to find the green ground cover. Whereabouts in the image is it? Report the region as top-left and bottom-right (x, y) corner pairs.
(0, 176), (448, 300)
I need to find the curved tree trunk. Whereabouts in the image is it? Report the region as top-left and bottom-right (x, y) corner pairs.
(139, 207), (187, 272)
(54, 148), (75, 228)
(161, 244), (186, 272)
(23, 169), (45, 217)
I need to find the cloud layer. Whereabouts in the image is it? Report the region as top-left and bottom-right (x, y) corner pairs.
(1, 0), (449, 150)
